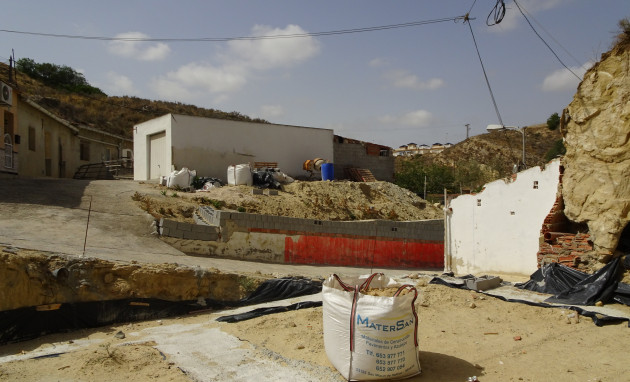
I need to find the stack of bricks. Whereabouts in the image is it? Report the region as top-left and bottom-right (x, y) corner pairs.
(537, 232), (593, 268)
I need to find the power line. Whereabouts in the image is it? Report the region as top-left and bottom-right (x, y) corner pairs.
(464, 16), (504, 127)
(512, 0), (582, 80)
(517, 4), (584, 68)
(0, 16), (466, 43)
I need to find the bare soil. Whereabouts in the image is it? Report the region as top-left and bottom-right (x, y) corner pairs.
(134, 180), (444, 223)
(2, 276), (629, 381)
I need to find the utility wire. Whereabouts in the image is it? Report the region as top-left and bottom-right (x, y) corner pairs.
(486, 0), (506, 26)
(518, 4), (584, 68)
(513, 0), (582, 80)
(464, 16), (504, 127)
(0, 16), (466, 42)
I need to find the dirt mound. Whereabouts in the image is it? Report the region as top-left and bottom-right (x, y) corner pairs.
(138, 180), (443, 223)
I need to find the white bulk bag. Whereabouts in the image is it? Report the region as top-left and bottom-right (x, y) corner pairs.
(166, 167), (196, 188)
(323, 273), (421, 381)
(227, 164), (253, 186)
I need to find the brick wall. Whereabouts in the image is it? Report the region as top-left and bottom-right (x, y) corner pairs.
(536, 164), (593, 268)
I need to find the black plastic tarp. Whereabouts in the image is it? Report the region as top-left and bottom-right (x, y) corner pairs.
(515, 257), (630, 307)
(430, 266), (630, 327)
(0, 277), (322, 345)
(216, 301), (322, 323)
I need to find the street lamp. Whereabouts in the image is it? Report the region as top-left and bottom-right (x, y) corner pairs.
(486, 124), (526, 170)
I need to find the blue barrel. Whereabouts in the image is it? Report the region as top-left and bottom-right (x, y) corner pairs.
(321, 163), (334, 181)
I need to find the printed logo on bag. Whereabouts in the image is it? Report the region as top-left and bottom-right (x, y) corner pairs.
(357, 314), (414, 332)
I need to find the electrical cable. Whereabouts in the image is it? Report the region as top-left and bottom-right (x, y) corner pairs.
(467, 0), (479, 15)
(486, 0), (506, 26)
(517, 4), (584, 68)
(464, 17), (504, 127)
(0, 16), (466, 42)
(513, 0), (582, 80)
(464, 16), (519, 166)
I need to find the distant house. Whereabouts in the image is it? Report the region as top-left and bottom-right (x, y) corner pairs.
(133, 114), (334, 181)
(393, 142), (447, 157)
(0, 82), (131, 178)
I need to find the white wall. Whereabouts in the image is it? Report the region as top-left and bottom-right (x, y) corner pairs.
(171, 114), (333, 180)
(446, 159), (561, 276)
(134, 114), (173, 180)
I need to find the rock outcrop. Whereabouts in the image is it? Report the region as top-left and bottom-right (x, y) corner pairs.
(562, 39), (630, 254)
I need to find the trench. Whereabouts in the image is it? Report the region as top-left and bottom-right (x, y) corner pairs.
(0, 247), (321, 345)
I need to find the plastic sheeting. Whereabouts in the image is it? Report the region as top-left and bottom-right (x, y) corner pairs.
(252, 169), (295, 189)
(430, 275), (630, 327)
(0, 277), (322, 345)
(516, 257), (630, 306)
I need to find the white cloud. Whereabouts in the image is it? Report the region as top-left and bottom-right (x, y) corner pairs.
(369, 58), (390, 68)
(108, 32), (170, 61)
(226, 24), (320, 70)
(541, 62), (591, 92)
(379, 110), (434, 127)
(152, 24), (320, 101)
(105, 72), (136, 94)
(385, 70), (444, 90)
(260, 105), (285, 119)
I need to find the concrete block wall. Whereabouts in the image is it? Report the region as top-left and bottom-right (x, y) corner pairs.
(159, 217), (220, 241)
(197, 206), (443, 242)
(333, 142), (394, 182)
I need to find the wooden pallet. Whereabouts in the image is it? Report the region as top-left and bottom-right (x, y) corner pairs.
(347, 168), (377, 182)
(252, 161), (278, 170)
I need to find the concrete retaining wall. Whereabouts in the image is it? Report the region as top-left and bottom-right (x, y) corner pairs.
(161, 206), (444, 268)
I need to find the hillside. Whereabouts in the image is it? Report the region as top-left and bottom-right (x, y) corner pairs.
(396, 124), (564, 183)
(0, 61), (268, 139)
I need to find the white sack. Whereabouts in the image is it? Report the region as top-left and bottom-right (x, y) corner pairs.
(323, 273), (421, 381)
(227, 164), (253, 186)
(166, 167), (196, 188)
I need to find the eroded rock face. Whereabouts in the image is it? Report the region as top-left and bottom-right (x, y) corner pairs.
(562, 41), (630, 253)
(0, 249), (261, 311)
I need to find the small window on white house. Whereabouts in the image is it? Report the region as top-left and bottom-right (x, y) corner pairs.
(533, 181), (539, 189)
(477, 199), (482, 207)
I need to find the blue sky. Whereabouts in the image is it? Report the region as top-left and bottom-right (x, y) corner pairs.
(2, 1), (628, 148)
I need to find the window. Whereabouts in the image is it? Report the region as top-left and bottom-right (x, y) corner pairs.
(28, 126), (36, 151)
(533, 181), (539, 189)
(80, 140), (90, 161)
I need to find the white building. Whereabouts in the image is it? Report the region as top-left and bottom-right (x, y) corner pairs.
(134, 114), (334, 181)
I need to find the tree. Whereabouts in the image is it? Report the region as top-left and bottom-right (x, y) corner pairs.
(547, 112), (560, 130)
(544, 139), (566, 161)
(16, 58), (105, 96)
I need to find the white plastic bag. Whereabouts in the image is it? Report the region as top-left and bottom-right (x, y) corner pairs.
(227, 164), (253, 186)
(323, 273), (421, 381)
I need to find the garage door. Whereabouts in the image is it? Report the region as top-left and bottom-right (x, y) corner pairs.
(149, 131), (167, 179)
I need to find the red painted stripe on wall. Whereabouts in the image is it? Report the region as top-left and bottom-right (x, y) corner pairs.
(284, 235), (443, 268)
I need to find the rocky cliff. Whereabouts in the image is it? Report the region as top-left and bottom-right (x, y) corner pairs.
(562, 39), (630, 255)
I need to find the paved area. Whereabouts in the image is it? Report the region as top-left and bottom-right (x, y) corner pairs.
(0, 178), (433, 278)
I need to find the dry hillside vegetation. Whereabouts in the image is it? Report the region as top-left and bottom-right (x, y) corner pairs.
(134, 180), (444, 223)
(399, 124), (563, 177)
